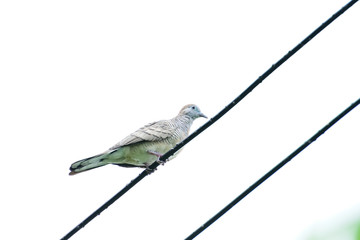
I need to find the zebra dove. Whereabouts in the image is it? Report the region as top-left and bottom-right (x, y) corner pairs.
(69, 104), (207, 175)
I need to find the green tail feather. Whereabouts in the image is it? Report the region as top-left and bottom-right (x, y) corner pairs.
(69, 153), (108, 174)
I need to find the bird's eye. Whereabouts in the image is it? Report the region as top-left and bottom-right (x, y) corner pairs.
(191, 106), (196, 110)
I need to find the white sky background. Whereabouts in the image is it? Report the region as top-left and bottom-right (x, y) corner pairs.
(0, 0), (359, 239)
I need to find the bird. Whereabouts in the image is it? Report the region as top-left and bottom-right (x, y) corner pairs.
(69, 104), (207, 175)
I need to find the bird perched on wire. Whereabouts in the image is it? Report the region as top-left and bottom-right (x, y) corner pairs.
(69, 104), (207, 175)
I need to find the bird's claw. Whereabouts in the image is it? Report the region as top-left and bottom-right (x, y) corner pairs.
(145, 164), (157, 174)
(147, 150), (167, 165)
(156, 159), (167, 166)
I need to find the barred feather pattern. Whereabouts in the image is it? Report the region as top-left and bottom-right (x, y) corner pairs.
(69, 104), (206, 175)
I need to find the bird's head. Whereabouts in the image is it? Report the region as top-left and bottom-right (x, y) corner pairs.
(179, 104), (207, 120)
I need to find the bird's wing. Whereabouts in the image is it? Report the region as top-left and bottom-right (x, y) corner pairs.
(110, 120), (174, 149)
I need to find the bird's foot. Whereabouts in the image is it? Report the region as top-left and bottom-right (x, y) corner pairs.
(147, 150), (163, 158)
(145, 164), (157, 174)
(147, 150), (166, 165)
(157, 159), (167, 166)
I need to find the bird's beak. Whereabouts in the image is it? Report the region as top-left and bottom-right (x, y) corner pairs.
(199, 112), (207, 119)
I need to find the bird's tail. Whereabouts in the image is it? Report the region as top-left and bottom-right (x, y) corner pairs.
(69, 153), (108, 175)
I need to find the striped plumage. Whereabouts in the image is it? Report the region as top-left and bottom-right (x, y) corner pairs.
(69, 104), (207, 175)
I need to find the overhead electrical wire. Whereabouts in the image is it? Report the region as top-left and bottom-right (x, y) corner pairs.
(185, 98), (360, 240)
(60, 0), (358, 239)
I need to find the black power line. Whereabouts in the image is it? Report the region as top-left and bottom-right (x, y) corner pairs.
(60, 0), (358, 239)
(185, 98), (360, 240)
